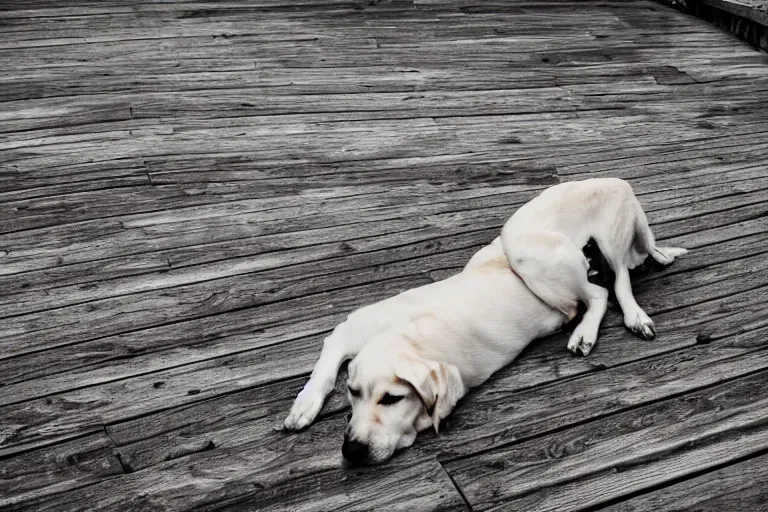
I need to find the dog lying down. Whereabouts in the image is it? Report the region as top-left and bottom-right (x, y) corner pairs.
(284, 178), (687, 464)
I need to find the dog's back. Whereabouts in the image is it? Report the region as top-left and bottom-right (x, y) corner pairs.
(505, 178), (634, 248)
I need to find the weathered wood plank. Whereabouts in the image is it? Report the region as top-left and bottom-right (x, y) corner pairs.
(3, 77), (766, 141)
(0, 203), (503, 298)
(0, 231), (485, 358)
(220, 459), (469, 512)
(0, 157), (148, 196)
(7, 109), (762, 195)
(0, 12), (662, 49)
(3, 116), (766, 190)
(443, 370), (768, 512)
(143, 142), (767, 185)
(602, 451), (768, 512)
(0, 28), (758, 76)
(3, 56), (765, 103)
(2, 166), (763, 317)
(0, 432), (123, 508)
(4, 123), (767, 209)
(1, 115), (766, 234)
(0, 20), (736, 61)
(0, 177), (472, 234)
(0, 182), (532, 275)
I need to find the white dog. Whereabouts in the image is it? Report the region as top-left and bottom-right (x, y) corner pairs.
(283, 178), (686, 464)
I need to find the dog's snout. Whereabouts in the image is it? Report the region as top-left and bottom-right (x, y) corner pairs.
(342, 437), (369, 464)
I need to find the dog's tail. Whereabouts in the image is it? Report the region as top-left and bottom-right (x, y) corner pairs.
(633, 202), (687, 266)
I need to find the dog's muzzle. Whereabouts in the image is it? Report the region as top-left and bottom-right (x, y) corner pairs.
(342, 436), (369, 464)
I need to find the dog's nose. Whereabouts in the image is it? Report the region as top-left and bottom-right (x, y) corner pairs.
(342, 437), (369, 464)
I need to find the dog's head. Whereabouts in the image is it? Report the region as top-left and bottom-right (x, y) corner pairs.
(342, 338), (466, 465)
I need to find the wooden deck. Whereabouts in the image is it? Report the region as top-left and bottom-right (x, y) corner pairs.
(2, 0), (768, 510)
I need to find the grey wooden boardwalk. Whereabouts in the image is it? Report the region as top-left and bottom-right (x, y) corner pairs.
(2, 0), (768, 510)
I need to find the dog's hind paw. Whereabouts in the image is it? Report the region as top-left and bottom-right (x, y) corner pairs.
(567, 332), (596, 356)
(635, 322), (656, 340)
(625, 311), (656, 340)
(651, 246), (687, 266)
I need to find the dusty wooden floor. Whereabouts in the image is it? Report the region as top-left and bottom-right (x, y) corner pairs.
(2, 0), (768, 510)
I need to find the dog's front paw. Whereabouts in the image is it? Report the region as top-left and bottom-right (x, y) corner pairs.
(625, 311), (656, 340)
(284, 386), (325, 430)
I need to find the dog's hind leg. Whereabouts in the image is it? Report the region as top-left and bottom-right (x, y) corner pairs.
(567, 279), (609, 356)
(593, 193), (683, 340)
(613, 263), (656, 339)
(632, 200), (688, 266)
(501, 229), (608, 356)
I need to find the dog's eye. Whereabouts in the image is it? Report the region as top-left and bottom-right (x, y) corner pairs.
(348, 387), (361, 398)
(379, 393), (405, 406)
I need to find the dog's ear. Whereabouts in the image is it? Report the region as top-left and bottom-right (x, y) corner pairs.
(396, 355), (466, 433)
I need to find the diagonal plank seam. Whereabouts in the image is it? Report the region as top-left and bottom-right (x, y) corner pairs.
(439, 461), (475, 512)
(100, 425), (131, 475)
